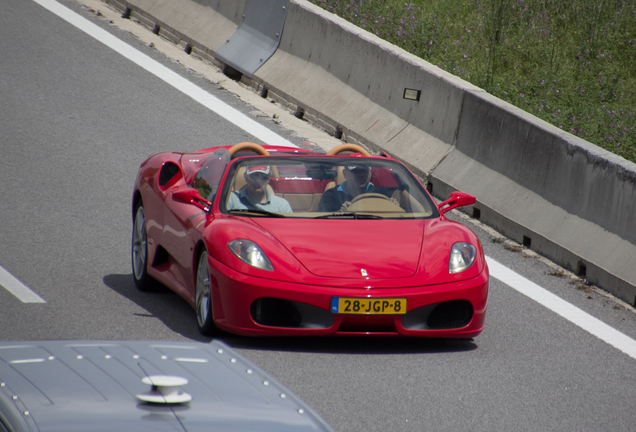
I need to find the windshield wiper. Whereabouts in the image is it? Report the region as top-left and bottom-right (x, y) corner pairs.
(228, 209), (286, 218)
(313, 212), (383, 219)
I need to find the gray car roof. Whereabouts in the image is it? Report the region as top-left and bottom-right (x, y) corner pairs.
(0, 340), (333, 432)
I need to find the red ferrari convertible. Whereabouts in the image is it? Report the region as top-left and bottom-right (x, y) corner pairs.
(132, 142), (488, 337)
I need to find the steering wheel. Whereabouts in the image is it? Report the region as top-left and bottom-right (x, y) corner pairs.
(228, 142), (270, 156)
(351, 193), (391, 204)
(348, 193), (405, 213)
(327, 143), (371, 156)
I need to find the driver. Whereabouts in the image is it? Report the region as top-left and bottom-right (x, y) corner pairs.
(318, 165), (394, 212)
(227, 165), (292, 213)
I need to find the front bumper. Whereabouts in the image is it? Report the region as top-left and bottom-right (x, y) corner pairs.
(209, 257), (488, 338)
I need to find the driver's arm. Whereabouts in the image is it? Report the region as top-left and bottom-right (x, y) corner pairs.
(318, 189), (344, 212)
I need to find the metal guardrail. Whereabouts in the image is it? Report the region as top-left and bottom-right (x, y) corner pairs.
(215, 0), (289, 78)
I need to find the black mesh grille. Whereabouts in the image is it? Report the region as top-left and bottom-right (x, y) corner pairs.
(251, 298), (302, 327)
(250, 298), (334, 329)
(427, 300), (473, 329)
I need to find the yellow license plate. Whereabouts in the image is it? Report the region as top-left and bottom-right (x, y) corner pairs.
(331, 298), (407, 315)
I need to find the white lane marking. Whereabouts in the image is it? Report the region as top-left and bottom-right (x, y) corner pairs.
(31, 0), (297, 149)
(29, 0), (636, 360)
(487, 256), (636, 360)
(0, 265), (46, 303)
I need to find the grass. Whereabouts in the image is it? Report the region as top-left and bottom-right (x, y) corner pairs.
(308, 0), (636, 163)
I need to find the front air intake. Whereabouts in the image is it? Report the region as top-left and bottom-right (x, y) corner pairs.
(251, 298), (334, 329)
(251, 298), (302, 327)
(427, 300), (473, 329)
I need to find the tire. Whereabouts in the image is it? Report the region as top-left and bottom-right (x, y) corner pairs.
(195, 251), (219, 336)
(132, 201), (157, 291)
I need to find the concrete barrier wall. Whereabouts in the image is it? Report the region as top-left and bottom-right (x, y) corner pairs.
(102, 0), (636, 306)
(106, 0), (245, 62)
(431, 90), (636, 303)
(454, 91), (636, 246)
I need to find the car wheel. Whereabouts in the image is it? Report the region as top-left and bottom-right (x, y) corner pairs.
(196, 251), (219, 336)
(132, 201), (156, 291)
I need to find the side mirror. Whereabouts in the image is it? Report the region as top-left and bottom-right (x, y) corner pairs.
(438, 191), (476, 215)
(173, 188), (213, 212)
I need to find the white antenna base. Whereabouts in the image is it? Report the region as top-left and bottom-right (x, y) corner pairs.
(136, 375), (192, 404)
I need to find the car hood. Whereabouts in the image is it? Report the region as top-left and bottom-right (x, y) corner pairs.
(253, 219), (425, 279)
(0, 340), (332, 432)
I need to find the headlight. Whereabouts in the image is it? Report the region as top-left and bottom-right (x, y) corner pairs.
(228, 240), (274, 271)
(448, 242), (476, 274)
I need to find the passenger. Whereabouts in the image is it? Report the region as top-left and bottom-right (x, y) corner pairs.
(227, 166), (292, 213)
(318, 165), (394, 212)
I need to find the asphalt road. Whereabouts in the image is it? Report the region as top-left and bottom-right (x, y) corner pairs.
(1, 1), (635, 431)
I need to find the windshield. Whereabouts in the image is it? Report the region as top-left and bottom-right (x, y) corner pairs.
(219, 156), (438, 219)
(186, 148), (231, 201)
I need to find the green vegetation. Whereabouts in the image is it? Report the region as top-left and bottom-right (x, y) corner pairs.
(308, 0), (636, 163)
